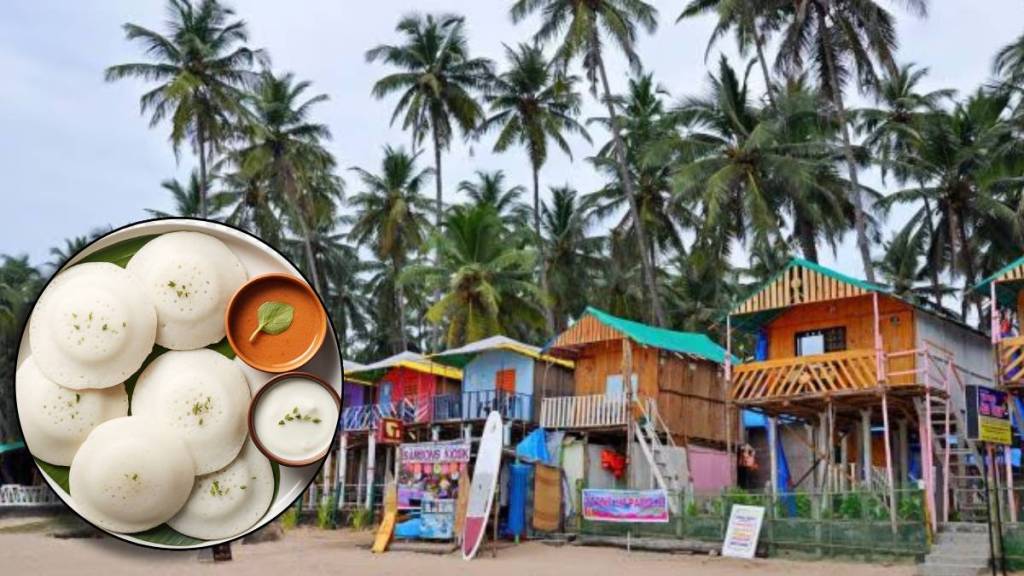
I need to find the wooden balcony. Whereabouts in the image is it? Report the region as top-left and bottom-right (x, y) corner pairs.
(539, 394), (655, 429)
(998, 335), (1024, 390)
(432, 390), (534, 423)
(731, 349), (881, 405)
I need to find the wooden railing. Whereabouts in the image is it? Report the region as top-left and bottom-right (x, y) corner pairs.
(432, 390), (534, 422)
(999, 335), (1024, 387)
(731, 349), (880, 403)
(540, 394), (655, 429)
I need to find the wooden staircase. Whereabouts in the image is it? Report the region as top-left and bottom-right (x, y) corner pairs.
(914, 348), (987, 524)
(632, 400), (689, 510)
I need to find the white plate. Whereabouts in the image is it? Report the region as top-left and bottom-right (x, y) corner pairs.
(16, 218), (342, 549)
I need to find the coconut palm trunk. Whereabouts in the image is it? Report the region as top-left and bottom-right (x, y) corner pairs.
(394, 259), (409, 352)
(533, 165), (557, 335)
(596, 55), (666, 326)
(817, 9), (876, 284)
(921, 195), (944, 307)
(197, 118), (209, 219)
(754, 31), (777, 108)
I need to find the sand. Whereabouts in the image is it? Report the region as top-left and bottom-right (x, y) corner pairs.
(0, 525), (916, 576)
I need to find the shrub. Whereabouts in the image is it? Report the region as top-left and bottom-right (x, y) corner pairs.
(350, 507), (374, 530)
(317, 496), (337, 529)
(281, 507), (299, 530)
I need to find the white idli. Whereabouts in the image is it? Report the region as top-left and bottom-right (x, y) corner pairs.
(131, 349), (250, 474)
(15, 356), (129, 466)
(69, 416), (194, 534)
(126, 231), (247, 350)
(168, 441), (274, 540)
(29, 262), (157, 390)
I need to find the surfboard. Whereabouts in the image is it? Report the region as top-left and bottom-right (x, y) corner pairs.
(461, 411), (503, 560)
(371, 478), (398, 554)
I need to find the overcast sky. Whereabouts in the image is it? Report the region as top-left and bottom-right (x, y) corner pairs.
(1, 1), (1021, 276)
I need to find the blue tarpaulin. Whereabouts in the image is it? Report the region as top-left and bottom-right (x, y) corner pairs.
(506, 463), (530, 538)
(516, 428), (552, 465)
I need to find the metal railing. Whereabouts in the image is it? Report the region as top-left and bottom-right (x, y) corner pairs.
(0, 484), (62, 507)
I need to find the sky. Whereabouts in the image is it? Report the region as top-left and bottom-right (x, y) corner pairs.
(1, 1), (1021, 276)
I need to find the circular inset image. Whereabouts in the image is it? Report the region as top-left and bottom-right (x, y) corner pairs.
(14, 218), (343, 549)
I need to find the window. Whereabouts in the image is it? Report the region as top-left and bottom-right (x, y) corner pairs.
(495, 369), (516, 394)
(795, 327), (846, 356)
(605, 374), (638, 398)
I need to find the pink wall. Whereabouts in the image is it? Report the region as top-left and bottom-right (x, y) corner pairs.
(689, 446), (733, 492)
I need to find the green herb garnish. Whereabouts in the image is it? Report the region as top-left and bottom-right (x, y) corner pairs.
(248, 301), (295, 343)
(209, 480), (229, 497)
(278, 407), (322, 427)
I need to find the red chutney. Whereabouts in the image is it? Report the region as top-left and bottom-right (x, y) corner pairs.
(226, 274), (326, 372)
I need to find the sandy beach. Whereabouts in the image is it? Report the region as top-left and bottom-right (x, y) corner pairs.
(0, 517), (916, 576)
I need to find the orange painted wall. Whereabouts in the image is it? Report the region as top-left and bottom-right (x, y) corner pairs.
(764, 294), (917, 384)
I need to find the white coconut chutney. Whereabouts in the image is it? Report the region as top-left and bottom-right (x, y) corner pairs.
(253, 376), (338, 464)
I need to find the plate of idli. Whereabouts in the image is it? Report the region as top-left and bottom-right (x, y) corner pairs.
(14, 218), (343, 549)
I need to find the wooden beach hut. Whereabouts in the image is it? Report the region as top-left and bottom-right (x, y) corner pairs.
(429, 335), (574, 425)
(726, 258), (993, 529)
(541, 306), (735, 494)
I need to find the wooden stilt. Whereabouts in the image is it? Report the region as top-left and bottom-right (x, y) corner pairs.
(881, 392), (898, 534)
(768, 416), (779, 494)
(366, 432), (377, 510)
(1006, 402), (1018, 523)
(897, 420), (909, 489)
(338, 433), (348, 510)
(861, 409), (872, 487)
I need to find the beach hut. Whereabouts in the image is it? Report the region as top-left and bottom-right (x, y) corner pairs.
(726, 258), (993, 529)
(338, 352), (463, 511)
(975, 255), (1024, 391)
(541, 306), (735, 494)
(429, 335), (574, 425)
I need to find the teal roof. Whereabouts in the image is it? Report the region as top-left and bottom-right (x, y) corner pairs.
(0, 441), (25, 455)
(580, 306), (734, 364)
(973, 255), (1024, 308)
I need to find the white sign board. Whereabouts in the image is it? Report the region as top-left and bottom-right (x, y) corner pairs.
(721, 504), (765, 559)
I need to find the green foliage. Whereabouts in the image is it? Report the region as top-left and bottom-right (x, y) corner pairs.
(350, 508), (374, 531)
(281, 507), (299, 531)
(316, 496), (337, 530)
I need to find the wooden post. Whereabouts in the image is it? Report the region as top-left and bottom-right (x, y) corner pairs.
(622, 338), (635, 487)
(768, 416), (779, 495)
(881, 393), (898, 535)
(366, 432), (377, 510)
(725, 315), (734, 485)
(860, 409), (872, 487)
(338, 433), (348, 510)
(897, 419), (909, 489)
(873, 292), (885, 382)
(1007, 401), (1018, 523)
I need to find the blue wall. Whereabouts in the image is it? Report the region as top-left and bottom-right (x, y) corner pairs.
(463, 350), (535, 395)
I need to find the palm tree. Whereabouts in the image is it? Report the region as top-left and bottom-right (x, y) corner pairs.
(874, 226), (951, 306)
(105, 0), (265, 218)
(859, 63), (952, 305)
(666, 58), (855, 262)
(402, 204), (543, 347)
(881, 90), (1019, 319)
(677, 0), (788, 108)
(511, 0), (666, 326)
(234, 71), (336, 293)
(480, 43), (589, 239)
(0, 256), (43, 441)
(541, 186), (602, 331)
(349, 146), (434, 352)
(774, 0), (929, 283)
(589, 73), (692, 261)
(480, 42), (589, 335)
(366, 13), (493, 230)
(994, 30), (1024, 92)
(147, 169), (233, 219)
(457, 170), (529, 227)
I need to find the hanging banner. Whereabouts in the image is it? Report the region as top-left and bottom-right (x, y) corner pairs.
(722, 504), (765, 559)
(966, 385), (1011, 445)
(399, 441), (471, 464)
(398, 441), (470, 510)
(581, 489), (669, 523)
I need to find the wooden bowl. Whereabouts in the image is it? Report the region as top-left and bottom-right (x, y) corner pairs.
(225, 273), (327, 373)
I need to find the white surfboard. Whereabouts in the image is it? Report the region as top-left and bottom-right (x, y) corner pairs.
(461, 410), (503, 560)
